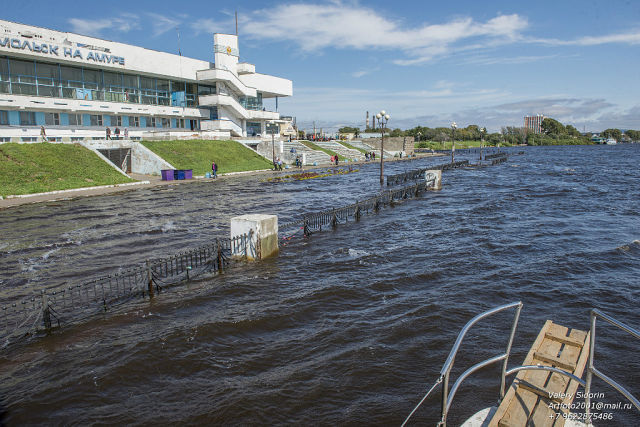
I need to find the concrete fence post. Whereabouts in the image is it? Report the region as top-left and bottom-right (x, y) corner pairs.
(146, 260), (154, 297)
(425, 169), (442, 190)
(231, 214), (278, 261)
(41, 291), (51, 332)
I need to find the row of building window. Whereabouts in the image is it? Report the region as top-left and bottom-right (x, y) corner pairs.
(0, 57), (266, 112)
(0, 56), (215, 107)
(0, 109), (195, 129)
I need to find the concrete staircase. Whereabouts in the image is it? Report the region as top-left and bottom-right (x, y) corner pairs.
(281, 140), (331, 166)
(349, 140), (394, 158)
(315, 140), (366, 161)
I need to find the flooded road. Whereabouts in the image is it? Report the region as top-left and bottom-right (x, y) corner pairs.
(1, 145), (639, 425)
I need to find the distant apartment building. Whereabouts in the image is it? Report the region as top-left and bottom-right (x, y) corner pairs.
(524, 114), (544, 134)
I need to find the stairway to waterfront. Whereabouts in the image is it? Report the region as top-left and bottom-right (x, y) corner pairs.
(349, 140), (394, 159)
(314, 141), (366, 161)
(281, 140), (331, 166)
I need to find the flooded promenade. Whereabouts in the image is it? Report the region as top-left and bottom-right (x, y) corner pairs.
(1, 145), (639, 425)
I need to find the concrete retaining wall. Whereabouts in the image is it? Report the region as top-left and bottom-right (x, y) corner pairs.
(357, 136), (415, 154)
(80, 139), (173, 175)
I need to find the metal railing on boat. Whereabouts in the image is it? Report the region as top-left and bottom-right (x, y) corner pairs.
(402, 303), (640, 426)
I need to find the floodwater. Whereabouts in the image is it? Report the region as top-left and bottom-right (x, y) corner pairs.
(0, 145), (639, 426)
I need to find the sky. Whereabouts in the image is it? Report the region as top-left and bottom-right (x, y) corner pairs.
(4, 0), (640, 133)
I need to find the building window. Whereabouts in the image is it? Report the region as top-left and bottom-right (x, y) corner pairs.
(246, 121), (261, 137)
(129, 116), (139, 127)
(45, 112), (60, 126)
(161, 118), (170, 128)
(147, 117), (156, 127)
(0, 110), (8, 125)
(240, 92), (263, 111)
(19, 111), (36, 126)
(110, 115), (122, 127)
(90, 114), (103, 126)
(175, 118), (185, 128)
(68, 113), (82, 126)
(36, 62), (61, 98)
(21, 137), (38, 142)
(4, 58), (199, 107)
(10, 59), (37, 96)
(198, 84), (216, 96)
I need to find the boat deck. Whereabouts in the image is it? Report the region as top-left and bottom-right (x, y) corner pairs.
(489, 320), (591, 427)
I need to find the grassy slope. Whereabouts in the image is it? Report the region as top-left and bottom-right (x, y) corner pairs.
(141, 140), (273, 175)
(0, 143), (134, 197)
(416, 140), (512, 149)
(337, 140), (367, 154)
(300, 140), (347, 161)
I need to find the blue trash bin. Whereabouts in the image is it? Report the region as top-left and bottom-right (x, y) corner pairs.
(177, 170), (185, 180)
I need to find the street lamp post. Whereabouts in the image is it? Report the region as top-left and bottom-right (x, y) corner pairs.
(480, 127), (486, 161)
(450, 121), (457, 164)
(376, 110), (390, 185)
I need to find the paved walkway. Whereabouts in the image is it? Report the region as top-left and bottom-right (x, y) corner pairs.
(0, 154), (443, 210)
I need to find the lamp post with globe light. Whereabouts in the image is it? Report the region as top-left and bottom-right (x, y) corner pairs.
(451, 121), (457, 164)
(376, 110), (390, 185)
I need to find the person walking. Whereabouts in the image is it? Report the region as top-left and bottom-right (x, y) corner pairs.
(114, 127), (120, 140)
(106, 127), (111, 140)
(124, 128), (129, 139)
(212, 160), (217, 178)
(40, 126), (48, 142)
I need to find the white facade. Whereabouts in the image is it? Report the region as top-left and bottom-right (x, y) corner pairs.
(0, 20), (292, 141)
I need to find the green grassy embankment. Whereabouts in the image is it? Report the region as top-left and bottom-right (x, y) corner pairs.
(416, 140), (513, 150)
(337, 140), (368, 154)
(0, 142), (134, 197)
(141, 139), (273, 175)
(299, 140), (347, 161)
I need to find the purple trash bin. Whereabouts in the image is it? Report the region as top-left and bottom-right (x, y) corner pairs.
(161, 169), (174, 181)
(184, 169), (193, 179)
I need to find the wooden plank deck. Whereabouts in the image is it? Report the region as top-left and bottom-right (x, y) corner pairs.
(488, 320), (591, 427)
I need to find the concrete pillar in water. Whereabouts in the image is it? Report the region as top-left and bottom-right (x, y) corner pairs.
(231, 214), (279, 261)
(425, 169), (442, 190)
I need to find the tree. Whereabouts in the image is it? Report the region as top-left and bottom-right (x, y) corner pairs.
(625, 129), (640, 141)
(390, 128), (405, 137)
(541, 118), (566, 136)
(566, 125), (580, 137)
(602, 128), (622, 141)
(338, 126), (360, 134)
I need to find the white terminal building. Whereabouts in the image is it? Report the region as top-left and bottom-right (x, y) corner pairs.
(0, 19), (293, 142)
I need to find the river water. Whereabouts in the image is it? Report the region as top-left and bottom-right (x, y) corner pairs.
(0, 145), (639, 426)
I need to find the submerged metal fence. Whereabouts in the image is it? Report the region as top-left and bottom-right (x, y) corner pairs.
(386, 160), (469, 186)
(484, 152), (507, 160)
(279, 178), (436, 237)
(1, 234), (250, 346)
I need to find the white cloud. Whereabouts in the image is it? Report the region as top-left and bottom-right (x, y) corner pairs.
(239, 2), (528, 65)
(191, 18), (217, 36)
(530, 30), (640, 46)
(68, 14), (140, 37)
(461, 54), (563, 66)
(146, 13), (182, 37)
